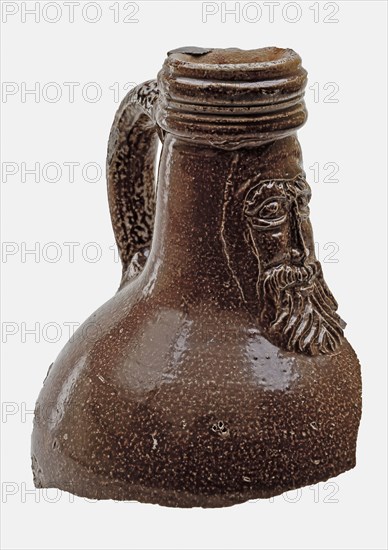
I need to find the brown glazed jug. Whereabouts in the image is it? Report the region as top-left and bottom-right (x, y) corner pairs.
(32, 47), (362, 507)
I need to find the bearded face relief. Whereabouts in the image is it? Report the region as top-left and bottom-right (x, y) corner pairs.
(244, 174), (345, 355)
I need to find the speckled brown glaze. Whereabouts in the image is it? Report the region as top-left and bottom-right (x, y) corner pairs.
(31, 47), (362, 508)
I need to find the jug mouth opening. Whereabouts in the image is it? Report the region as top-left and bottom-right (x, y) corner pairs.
(166, 46), (303, 79)
(156, 46), (308, 148)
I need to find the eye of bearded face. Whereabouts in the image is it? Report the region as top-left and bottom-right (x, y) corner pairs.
(257, 197), (288, 221)
(259, 200), (280, 218)
(244, 193), (289, 228)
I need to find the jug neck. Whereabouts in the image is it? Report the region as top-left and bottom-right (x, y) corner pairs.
(144, 132), (306, 313)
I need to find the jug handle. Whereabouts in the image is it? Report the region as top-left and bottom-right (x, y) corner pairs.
(107, 80), (161, 289)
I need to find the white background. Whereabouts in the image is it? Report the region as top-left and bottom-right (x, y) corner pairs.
(1, 1), (387, 549)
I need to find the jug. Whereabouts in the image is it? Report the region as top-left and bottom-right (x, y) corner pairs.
(32, 47), (362, 508)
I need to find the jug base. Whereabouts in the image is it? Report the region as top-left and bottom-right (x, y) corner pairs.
(32, 461), (355, 508)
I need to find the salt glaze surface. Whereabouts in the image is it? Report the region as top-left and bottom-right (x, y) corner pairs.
(32, 47), (362, 508)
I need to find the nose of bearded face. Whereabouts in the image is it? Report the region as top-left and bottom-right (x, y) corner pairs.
(290, 210), (310, 265)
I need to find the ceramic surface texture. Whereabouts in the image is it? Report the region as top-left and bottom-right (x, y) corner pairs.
(32, 47), (362, 508)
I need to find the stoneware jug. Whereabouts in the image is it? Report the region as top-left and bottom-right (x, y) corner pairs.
(32, 46), (362, 508)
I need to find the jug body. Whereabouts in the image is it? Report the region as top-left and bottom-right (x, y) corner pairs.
(32, 47), (361, 507)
